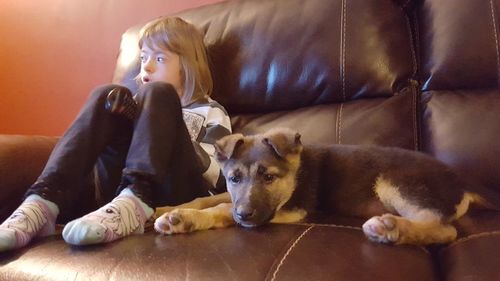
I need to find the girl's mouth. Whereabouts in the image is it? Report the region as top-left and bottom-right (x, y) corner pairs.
(142, 77), (150, 83)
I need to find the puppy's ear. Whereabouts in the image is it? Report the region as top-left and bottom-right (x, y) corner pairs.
(215, 133), (245, 162)
(262, 128), (302, 158)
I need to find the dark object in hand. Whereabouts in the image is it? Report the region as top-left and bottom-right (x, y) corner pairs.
(105, 87), (138, 120)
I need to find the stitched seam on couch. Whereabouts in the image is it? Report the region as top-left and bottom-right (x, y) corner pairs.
(403, 5), (419, 151)
(287, 222), (430, 254)
(447, 230), (500, 249)
(336, 103), (344, 144)
(490, 0), (500, 85)
(269, 225), (314, 281)
(289, 222), (361, 230)
(404, 10), (417, 82)
(411, 84), (418, 150)
(340, 0), (347, 102)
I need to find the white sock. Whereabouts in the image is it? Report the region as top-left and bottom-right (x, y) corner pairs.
(62, 188), (154, 245)
(0, 195), (59, 252)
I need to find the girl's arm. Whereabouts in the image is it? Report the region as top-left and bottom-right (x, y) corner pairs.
(189, 100), (232, 192)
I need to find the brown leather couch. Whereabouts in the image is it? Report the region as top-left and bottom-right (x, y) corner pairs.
(1, 0), (500, 280)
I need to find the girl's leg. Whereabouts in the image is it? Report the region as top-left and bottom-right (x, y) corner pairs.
(0, 84), (132, 252)
(62, 82), (210, 245)
(26, 84), (133, 210)
(123, 82), (210, 207)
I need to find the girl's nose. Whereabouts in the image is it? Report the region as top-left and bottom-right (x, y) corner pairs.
(143, 59), (154, 73)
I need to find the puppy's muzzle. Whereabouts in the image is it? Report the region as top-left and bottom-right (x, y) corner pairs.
(235, 205), (256, 221)
(233, 203), (275, 227)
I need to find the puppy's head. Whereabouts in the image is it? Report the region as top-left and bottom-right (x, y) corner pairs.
(215, 128), (303, 227)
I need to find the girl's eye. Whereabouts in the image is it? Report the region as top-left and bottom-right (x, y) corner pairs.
(263, 174), (275, 183)
(140, 55), (146, 63)
(157, 57), (165, 63)
(229, 176), (241, 184)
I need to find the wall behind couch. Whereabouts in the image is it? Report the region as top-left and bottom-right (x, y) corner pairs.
(0, 0), (222, 136)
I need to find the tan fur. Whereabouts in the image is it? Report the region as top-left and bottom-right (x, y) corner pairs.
(373, 177), (443, 222)
(451, 192), (485, 221)
(276, 154), (301, 211)
(154, 141), (303, 234)
(155, 202), (234, 234)
(272, 166), (300, 212)
(155, 173), (471, 245)
(362, 176), (471, 245)
(271, 209), (307, 223)
(153, 129), (492, 246)
(154, 192), (231, 218)
(155, 198), (308, 235)
(363, 214), (458, 245)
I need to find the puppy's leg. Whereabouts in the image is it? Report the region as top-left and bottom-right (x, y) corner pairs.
(362, 213), (457, 245)
(363, 177), (470, 245)
(154, 192), (231, 218)
(154, 203), (235, 235)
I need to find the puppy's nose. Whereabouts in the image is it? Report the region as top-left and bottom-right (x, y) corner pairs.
(236, 206), (255, 221)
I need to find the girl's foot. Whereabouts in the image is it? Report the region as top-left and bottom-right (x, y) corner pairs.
(62, 188), (153, 245)
(0, 195), (59, 252)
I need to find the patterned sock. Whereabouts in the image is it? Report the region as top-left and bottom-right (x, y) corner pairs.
(0, 195), (59, 252)
(62, 188), (154, 245)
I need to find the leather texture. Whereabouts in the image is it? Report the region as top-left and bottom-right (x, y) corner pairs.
(1, 0), (500, 280)
(0, 135), (57, 222)
(418, 0), (500, 91)
(421, 90), (500, 193)
(0, 225), (437, 281)
(113, 0), (416, 110)
(112, 0), (419, 151)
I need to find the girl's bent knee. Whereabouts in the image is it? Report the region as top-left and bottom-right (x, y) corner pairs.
(89, 84), (130, 102)
(138, 82), (180, 105)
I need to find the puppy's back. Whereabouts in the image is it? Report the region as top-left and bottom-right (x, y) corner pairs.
(298, 144), (466, 219)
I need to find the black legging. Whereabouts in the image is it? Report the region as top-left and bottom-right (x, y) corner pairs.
(25, 82), (210, 222)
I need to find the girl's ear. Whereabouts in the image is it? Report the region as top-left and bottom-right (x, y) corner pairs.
(214, 134), (245, 162)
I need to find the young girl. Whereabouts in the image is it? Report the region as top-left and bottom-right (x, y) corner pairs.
(0, 16), (231, 251)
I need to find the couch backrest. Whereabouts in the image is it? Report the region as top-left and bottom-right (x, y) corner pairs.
(418, 0), (500, 192)
(112, 0), (419, 149)
(419, 0), (500, 91)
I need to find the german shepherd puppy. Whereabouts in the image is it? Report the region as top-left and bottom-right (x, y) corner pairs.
(154, 128), (500, 245)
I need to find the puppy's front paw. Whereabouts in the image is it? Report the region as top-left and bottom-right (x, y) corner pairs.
(154, 209), (196, 235)
(362, 214), (399, 244)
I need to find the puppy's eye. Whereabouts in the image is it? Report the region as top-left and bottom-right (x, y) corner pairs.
(263, 174), (275, 183)
(229, 176), (241, 184)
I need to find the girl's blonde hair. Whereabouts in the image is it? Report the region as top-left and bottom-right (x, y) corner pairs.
(138, 17), (213, 105)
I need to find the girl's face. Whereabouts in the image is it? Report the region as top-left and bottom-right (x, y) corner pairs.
(139, 43), (183, 97)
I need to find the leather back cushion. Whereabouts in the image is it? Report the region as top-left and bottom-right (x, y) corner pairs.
(419, 0), (500, 91)
(112, 0), (417, 148)
(418, 0), (500, 191)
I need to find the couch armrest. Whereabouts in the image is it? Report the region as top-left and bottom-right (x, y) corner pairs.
(0, 135), (58, 220)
